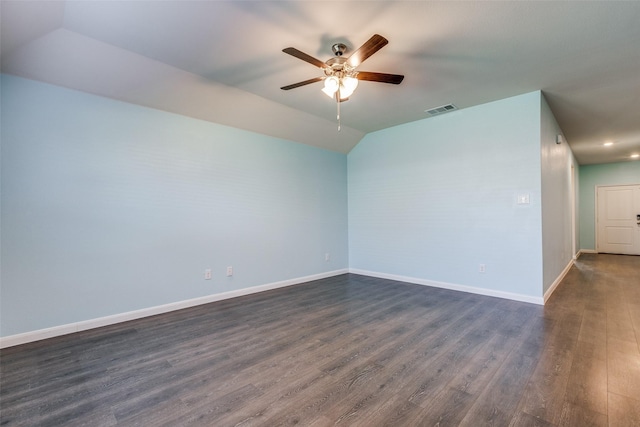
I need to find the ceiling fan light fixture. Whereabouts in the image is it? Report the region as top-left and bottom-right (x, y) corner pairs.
(324, 75), (339, 91)
(322, 75), (358, 99)
(322, 76), (340, 98)
(340, 76), (359, 98)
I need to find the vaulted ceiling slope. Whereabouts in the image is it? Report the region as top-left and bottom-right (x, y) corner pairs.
(2, 1), (639, 164)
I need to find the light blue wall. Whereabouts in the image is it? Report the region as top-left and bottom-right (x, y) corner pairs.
(348, 92), (544, 299)
(1, 75), (587, 339)
(540, 95), (578, 294)
(579, 162), (640, 250)
(1, 75), (348, 337)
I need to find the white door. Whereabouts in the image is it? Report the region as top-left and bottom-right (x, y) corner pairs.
(596, 184), (640, 255)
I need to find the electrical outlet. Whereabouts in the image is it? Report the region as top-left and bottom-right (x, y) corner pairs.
(479, 264), (486, 273)
(204, 269), (212, 280)
(226, 266), (233, 277)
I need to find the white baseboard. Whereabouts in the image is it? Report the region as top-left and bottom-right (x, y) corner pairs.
(543, 259), (574, 303)
(0, 269), (349, 349)
(349, 269), (544, 305)
(577, 249), (597, 257)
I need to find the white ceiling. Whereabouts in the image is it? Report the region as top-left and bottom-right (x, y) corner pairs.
(2, 1), (640, 165)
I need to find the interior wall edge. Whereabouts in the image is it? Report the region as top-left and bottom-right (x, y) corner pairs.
(0, 268), (349, 349)
(543, 258), (575, 303)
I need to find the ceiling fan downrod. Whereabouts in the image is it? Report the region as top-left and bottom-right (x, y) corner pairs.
(332, 43), (347, 56)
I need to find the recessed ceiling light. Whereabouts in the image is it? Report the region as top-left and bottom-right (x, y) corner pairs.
(631, 154), (639, 159)
(603, 141), (614, 146)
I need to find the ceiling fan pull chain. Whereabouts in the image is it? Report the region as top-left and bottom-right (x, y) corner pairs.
(337, 89), (341, 131)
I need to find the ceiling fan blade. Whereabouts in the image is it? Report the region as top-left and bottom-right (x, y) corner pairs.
(282, 47), (326, 69)
(356, 71), (405, 84)
(280, 77), (324, 90)
(347, 34), (388, 68)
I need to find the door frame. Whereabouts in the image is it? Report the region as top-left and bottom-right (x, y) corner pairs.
(595, 183), (640, 255)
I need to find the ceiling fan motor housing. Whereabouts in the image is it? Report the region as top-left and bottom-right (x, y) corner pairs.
(325, 44), (354, 77)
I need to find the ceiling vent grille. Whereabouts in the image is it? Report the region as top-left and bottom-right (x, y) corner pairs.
(425, 104), (457, 116)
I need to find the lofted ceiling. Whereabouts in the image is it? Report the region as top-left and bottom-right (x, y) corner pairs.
(1, 1), (640, 165)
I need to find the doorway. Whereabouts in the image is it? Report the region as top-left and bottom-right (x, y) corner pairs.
(596, 184), (640, 255)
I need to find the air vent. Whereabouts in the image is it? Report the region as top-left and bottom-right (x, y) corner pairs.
(425, 104), (457, 116)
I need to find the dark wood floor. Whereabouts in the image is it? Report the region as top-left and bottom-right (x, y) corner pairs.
(1, 254), (639, 426)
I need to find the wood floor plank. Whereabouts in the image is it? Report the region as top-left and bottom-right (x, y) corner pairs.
(259, 360), (385, 426)
(405, 325), (499, 407)
(607, 392), (640, 427)
(341, 393), (424, 427)
(214, 368), (331, 426)
(607, 341), (640, 400)
(113, 397), (190, 427)
(607, 335), (640, 358)
(578, 307), (607, 345)
(628, 302), (640, 347)
(411, 387), (476, 426)
(563, 339), (608, 415)
(325, 320), (495, 424)
(508, 314), (549, 356)
(458, 350), (538, 426)
(606, 299), (637, 343)
(448, 331), (520, 396)
(344, 302), (496, 412)
(2, 255), (639, 426)
(509, 411), (555, 427)
(557, 400), (607, 427)
(515, 346), (574, 424)
(544, 310), (582, 354)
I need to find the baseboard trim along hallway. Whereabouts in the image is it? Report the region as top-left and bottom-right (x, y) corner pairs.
(349, 269), (545, 306)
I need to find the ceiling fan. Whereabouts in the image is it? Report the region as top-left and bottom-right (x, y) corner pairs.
(281, 34), (404, 129)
